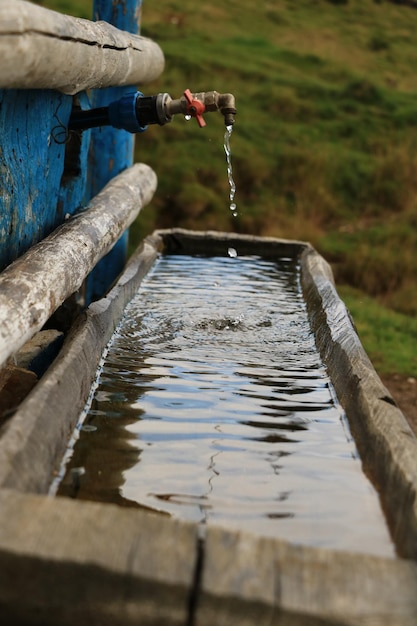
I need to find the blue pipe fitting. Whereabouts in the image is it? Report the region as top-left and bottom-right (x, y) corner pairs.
(108, 92), (148, 133)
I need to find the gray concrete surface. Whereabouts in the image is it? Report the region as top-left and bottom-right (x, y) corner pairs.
(301, 246), (417, 559)
(0, 235), (161, 493)
(0, 229), (417, 625)
(0, 488), (196, 626)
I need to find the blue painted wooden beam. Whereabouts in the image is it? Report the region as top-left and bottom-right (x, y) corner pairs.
(85, 0), (143, 304)
(0, 89), (90, 272)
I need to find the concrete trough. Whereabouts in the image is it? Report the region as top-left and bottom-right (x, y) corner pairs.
(0, 228), (417, 625)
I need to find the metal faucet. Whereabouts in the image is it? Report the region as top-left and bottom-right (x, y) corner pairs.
(69, 89), (236, 133)
(156, 90), (237, 128)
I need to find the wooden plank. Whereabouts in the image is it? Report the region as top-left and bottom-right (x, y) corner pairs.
(0, 163), (157, 370)
(0, 0), (164, 94)
(0, 89), (91, 271)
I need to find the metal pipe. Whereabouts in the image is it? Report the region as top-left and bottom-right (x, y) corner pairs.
(68, 107), (110, 131)
(165, 91), (237, 126)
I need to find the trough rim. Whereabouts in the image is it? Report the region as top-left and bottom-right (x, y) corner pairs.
(0, 227), (416, 625)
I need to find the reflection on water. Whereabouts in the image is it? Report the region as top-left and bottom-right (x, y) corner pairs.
(56, 255), (394, 556)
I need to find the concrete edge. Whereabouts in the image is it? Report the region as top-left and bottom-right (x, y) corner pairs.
(300, 246), (417, 559)
(0, 488), (197, 626)
(197, 523), (417, 626)
(0, 235), (163, 493)
(0, 488), (416, 626)
(154, 227), (310, 258)
(0, 229), (417, 624)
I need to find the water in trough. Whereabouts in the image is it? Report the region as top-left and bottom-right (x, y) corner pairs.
(55, 253), (394, 557)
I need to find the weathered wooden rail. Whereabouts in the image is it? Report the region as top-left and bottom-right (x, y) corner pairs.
(0, 0), (164, 92)
(0, 164), (156, 368)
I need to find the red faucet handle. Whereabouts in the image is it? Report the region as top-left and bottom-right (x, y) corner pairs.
(183, 89), (206, 127)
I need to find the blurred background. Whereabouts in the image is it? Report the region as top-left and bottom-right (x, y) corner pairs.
(34, 0), (417, 392)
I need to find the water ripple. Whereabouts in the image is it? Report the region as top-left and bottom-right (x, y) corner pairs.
(57, 254), (394, 556)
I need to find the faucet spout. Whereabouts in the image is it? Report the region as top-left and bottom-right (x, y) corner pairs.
(218, 93), (237, 127)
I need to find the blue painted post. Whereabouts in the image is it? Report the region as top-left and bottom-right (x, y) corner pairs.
(0, 89), (89, 272)
(85, 0), (142, 303)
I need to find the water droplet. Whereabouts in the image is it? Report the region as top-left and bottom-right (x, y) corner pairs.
(70, 467), (86, 478)
(81, 424), (97, 432)
(228, 247), (238, 258)
(185, 114), (192, 121)
(70, 466), (86, 492)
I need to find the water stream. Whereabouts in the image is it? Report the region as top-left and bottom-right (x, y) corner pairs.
(224, 125), (238, 217)
(55, 254), (394, 557)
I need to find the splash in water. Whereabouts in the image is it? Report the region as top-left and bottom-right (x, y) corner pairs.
(224, 125), (238, 217)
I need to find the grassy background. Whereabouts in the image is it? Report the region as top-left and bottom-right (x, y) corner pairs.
(36, 0), (417, 377)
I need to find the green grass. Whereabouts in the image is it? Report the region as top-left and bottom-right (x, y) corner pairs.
(32, 0), (91, 18)
(38, 0), (417, 378)
(339, 285), (417, 377)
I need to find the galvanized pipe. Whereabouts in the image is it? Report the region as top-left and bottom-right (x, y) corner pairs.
(0, 163), (157, 369)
